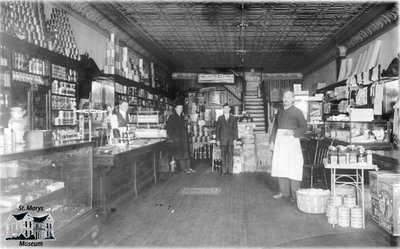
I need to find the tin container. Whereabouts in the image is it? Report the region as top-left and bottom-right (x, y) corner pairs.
(343, 195), (357, 208)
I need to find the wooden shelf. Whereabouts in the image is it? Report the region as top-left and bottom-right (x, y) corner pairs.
(316, 79), (347, 94)
(0, 32), (82, 70)
(94, 73), (169, 98)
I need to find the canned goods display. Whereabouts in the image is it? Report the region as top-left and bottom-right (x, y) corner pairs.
(343, 195), (357, 208)
(350, 206), (363, 229)
(337, 206), (350, 227)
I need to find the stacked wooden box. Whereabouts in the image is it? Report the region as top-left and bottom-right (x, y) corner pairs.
(368, 170), (400, 236)
(254, 133), (272, 173)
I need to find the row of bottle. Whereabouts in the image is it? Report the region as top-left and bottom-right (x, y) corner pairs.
(0, 94), (10, 109)
(51, 64), (77, 82)
(0, 72), (11, 88)
(51, 80), (76, 97)
(0, 45), (8, 67)
(192, 144), (212, 159)
(51, 95), (76, 110)
(13, 52), (47, 76)
(53, 128), (81, 142)
(12, 71), (45, 85)
(53, 110), (76, 126)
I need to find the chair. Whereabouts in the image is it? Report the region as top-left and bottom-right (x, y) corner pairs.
(303, 139), (328, 189)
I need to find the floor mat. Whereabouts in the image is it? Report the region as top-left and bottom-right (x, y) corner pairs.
(179, 187), (221, 195)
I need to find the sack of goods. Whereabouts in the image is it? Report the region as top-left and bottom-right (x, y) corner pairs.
(296, 188), (331, 214)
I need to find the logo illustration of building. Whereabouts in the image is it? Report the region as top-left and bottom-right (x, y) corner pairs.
(5, 212), (55, 240)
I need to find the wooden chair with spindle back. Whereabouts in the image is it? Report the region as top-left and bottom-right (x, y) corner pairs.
(303, 139), (329, 189)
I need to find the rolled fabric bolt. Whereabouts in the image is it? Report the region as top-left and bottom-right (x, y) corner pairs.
(345, 58), (353, 78)
(352, 53), (363, 76)
(367, 40), (382, 70)
(337, 59), (348, 82)
(356, 51), (367, 75)
(361, 44), (374, 72)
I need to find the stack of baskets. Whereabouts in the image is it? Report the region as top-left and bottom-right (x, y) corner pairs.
(296, 188), (331, 214)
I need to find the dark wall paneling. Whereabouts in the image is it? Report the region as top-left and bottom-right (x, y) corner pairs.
(170, 79), (241, 106)
(262, 79), (303, 102)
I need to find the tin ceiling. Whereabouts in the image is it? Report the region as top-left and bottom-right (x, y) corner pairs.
(65, 1), (398, 74)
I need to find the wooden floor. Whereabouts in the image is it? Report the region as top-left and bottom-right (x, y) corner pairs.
(81, 160), (397, 247)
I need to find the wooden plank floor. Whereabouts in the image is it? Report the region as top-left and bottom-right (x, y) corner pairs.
(82, 160), (396, 247)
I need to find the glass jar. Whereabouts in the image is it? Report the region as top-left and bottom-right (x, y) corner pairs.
(336, 145), (347, 164)
(328, 146), (337, 164)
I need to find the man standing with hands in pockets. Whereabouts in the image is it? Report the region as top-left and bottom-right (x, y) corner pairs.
(216, 103), (238, 176)
(270, 90), (307, 201)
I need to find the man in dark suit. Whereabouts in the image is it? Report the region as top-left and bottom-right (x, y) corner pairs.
(216, 103), (238, 175)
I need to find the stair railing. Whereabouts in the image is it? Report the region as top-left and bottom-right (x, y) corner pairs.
(260, 80), (268, 132)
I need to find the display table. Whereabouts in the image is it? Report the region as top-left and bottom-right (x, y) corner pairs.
(325, 162), (378, 229)
(92, 139), (167, 220)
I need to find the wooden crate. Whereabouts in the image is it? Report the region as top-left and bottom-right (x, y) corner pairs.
(378, 177), (400, 236)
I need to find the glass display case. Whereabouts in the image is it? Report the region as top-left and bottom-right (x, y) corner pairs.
(324, 121), (390, 145)
(0, 142), (93, 238)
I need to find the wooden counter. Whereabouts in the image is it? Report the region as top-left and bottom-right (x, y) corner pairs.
(92, 139), (168, 220)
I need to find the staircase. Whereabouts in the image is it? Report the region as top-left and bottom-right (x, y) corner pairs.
(244, 90), (266, 133)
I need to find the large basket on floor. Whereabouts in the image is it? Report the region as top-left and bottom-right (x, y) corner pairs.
(296, 188), (331, 214)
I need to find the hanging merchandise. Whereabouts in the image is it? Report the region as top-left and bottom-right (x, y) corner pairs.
(373, 83), (384, 115)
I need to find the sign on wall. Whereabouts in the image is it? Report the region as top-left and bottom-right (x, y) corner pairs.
(198, 74), (235, 84)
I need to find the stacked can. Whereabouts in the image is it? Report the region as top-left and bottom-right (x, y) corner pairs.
(326, 196), (342, 224)
(350, 206), (363, 229)
(343, 195), (357, 208)
(337, 206), (351, 227)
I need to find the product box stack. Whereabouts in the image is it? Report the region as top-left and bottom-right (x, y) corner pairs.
(368, 170), (400, 236)
(233, 144), (244, 174)
(121, 47), (133, 79)
(104, 33), (120, 75)
(241, 127), (256, 173)
(254, 133), (272, 172)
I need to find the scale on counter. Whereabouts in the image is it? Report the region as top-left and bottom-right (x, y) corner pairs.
(134, 110), (167, 139)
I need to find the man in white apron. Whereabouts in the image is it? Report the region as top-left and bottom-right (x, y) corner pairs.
(270, 91), (307, 201)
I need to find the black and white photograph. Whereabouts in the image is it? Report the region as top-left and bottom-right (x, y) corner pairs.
(0, 0), (399, 248)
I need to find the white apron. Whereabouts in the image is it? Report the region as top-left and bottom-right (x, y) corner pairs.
(271, 129), (303, 181)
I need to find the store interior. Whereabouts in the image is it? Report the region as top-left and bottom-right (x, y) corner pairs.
(0, 1), (399, 247)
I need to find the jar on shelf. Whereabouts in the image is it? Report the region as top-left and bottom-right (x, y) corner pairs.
(347, 145), (357, 164)
(328, 146), (337, 164)
(356, 146), (366, 163)
(336, 145), (347, 164)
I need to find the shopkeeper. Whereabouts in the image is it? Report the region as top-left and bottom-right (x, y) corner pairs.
(270, 90), (307, 201)
(110, 100), (130, 140)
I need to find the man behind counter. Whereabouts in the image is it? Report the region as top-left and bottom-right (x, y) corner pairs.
(110, 100), (130, 140)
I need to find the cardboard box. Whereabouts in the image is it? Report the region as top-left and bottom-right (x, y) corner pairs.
(378, 177), (400, 236)
(238, 123), (256, 138)
(243, 144), (256, 172)
(369, 171), (400, 197)
(255, 133), (270, 145)
(255, 143), (272, 172)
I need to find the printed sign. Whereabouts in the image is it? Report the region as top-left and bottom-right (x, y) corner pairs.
(198, 74), (235, 84)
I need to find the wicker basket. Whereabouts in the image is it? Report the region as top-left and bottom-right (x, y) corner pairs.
(296, 188), (331, 214)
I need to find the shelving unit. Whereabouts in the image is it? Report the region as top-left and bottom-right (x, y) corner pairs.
(0, 31), (83, 141)
(94, 73), (172, 119)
